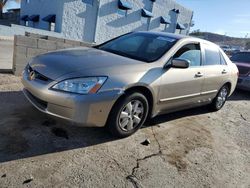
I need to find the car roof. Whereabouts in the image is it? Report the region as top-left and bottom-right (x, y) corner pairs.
(134, 31), (216, 45)
(135, 31), (189, 40)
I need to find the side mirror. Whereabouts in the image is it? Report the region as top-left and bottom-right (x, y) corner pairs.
(171, 58), (190, 68)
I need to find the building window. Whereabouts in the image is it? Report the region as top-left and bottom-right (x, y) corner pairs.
(141, 8), (153, 27)
(42, 14), (56, 32)
(160, 16), (170, 25)
(28, 15), (40, 28)
(176, 23), (185, 34)
(117, 0), (132, 16)
(50, 22), (55, 32)
(82, 0), (93, 5)
(141, 9), (153, 18)
(117, 9), (127, 16)
(21, 15), (29, 26)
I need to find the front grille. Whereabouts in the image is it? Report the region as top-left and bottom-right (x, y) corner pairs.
(28, 65), (51, 82)
(237, 65), (250, 76)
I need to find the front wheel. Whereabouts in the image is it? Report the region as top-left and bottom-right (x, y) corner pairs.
(210, 85), (229, 111)
(107, 92), (149, 138)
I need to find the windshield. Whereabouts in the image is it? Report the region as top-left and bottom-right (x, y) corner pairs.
(97, 33), (178, 62)
(231, 52), (250, 63)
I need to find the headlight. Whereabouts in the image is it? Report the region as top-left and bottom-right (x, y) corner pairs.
(52, 77), (107, 94)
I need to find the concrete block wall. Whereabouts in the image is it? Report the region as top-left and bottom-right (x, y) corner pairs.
(0, 36), (14, 71)
(13, 33), (93, 75)
(0, 23), (65, 37)
(12, 24), (64, 37)
(0, 25), (24, 36)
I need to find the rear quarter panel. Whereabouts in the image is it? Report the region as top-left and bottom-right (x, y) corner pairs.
(220, 49), (238, 96)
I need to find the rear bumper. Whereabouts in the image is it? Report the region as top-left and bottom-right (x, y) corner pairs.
(237, 76), (250, 91)
(22, 70), (122, 127)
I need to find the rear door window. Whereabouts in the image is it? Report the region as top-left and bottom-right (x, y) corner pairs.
(203, 45), (221, 66)
(220, 53), (227, 65)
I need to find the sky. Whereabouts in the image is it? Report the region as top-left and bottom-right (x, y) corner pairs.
(176, 0), (250, 38)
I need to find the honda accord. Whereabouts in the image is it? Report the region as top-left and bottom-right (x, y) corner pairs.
(22, 32), (238, 137)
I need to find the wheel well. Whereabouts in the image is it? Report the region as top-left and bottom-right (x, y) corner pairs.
(106, 86), (154, 127)
(224, 82), (232, 92)
(123, 86), (154, 117)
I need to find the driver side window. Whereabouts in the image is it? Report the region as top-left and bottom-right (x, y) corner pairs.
(173, 44), (201, 67)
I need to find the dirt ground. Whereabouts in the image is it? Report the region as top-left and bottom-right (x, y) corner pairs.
(0, 73), (249, 188)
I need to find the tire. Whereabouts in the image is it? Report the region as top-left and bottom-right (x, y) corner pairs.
(210, 85), (229, 111)
(107, 92), (149, 138)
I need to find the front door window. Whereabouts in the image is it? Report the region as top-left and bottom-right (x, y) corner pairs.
(173, 43), (201, 67)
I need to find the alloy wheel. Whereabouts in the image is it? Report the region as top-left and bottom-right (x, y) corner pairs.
(118, 100), (144, 131)
(216, 87), (228, 109)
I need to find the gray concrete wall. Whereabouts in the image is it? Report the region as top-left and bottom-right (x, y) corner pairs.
(13, 34), (93, 75)
(61, 0), (99, 42)
(20, 0), (99, 42)
(94, 0), (193, 43)
(20, 0), (64, 32)
(149, 0), (181, 34)
(19, 0), (193, 43)
(95, 0), (149, 43)
(174, 1), (193, 35)
(0, 36), (14, 71)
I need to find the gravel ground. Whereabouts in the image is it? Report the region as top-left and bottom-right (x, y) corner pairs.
(0, 74), (249, 188)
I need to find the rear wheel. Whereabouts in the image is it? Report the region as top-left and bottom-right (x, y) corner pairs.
(210, 85), (229, 111)
(107, 92), (149, 138)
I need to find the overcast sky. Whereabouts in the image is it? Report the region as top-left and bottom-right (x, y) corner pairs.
(176, 0), (250, 38)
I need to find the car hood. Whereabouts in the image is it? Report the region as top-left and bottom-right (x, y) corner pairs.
(29, 47), (144, 80)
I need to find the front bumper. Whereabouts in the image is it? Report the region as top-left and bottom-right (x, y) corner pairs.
(237, 76), (250, 91)
(21, 69), (122, 127)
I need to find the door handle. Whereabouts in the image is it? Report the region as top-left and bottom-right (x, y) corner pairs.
(222, 69), (227, 74)
(195, 72), (203, 77)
